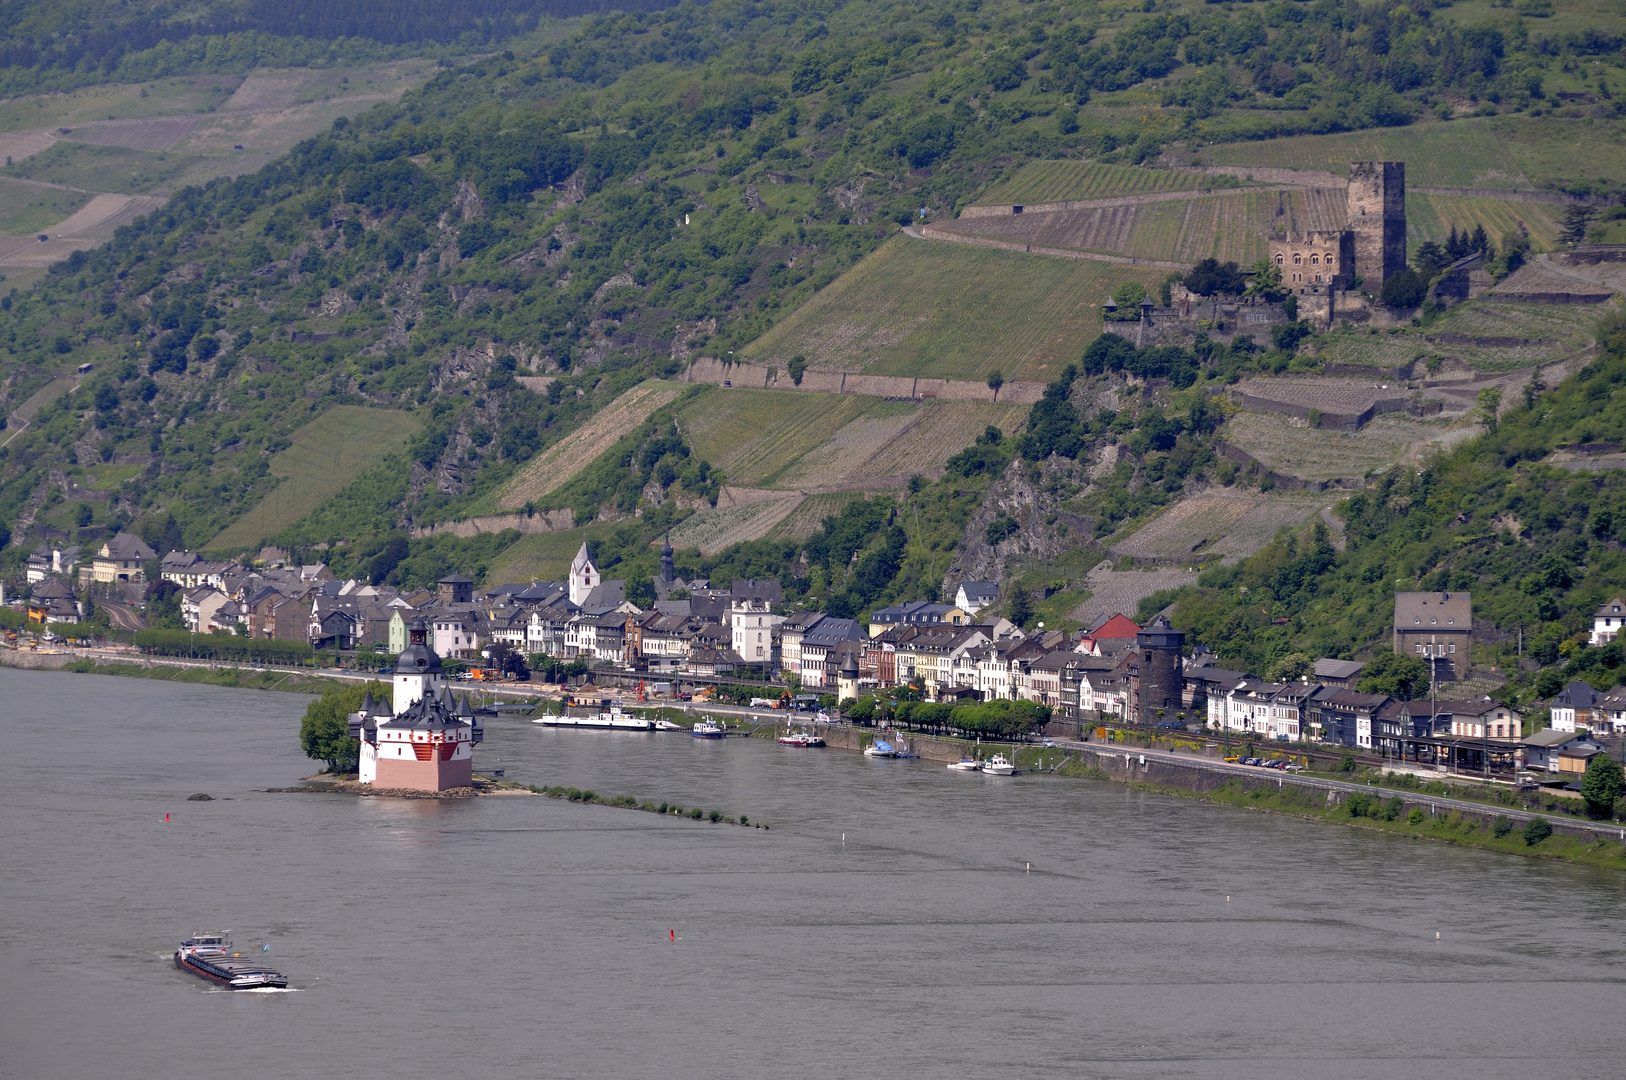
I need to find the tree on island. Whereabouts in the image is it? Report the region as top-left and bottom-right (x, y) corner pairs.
(299, 680), (386, 774)
(1357, 652), (1430, 702)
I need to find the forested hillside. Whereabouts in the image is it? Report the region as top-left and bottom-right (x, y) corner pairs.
(1, 0), (1623, 630)
(1160, 311), (1626, 708)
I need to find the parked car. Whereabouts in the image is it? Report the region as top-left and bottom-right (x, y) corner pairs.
(1284, 763), (1305, 773)
(1223, 756), (1240, 763)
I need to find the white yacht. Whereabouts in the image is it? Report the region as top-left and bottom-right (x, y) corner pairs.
(946, 758), (982, 771)
(864, 739), (898, 758)
(981, 754), (1017, 775)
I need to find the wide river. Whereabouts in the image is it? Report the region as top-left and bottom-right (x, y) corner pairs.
(3, 667), (1625, 1079)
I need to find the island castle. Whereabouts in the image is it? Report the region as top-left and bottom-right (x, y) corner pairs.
(349, 617), (484, 792)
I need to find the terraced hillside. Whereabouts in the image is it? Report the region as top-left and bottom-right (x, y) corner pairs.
(1223, 413), (1479, 483)
(742, 235), (1164, 384)
(1111, 490), (1328, 563)
(208, 406), (419, 549)
(665, 386), (1028, 553)
(973, 160), (1240, 206)
(1195, 116), (1626, 192)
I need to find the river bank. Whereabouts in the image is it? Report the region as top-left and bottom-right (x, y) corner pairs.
(17, 649), (1625, 868)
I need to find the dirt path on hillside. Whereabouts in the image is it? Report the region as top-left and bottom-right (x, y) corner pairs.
(908, 225), (1189, 270)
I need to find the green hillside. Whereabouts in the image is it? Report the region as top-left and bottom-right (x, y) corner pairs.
(743, 236), (1165, 383)
(0, 0), (1619, 662)
(208, 405), (418, 549)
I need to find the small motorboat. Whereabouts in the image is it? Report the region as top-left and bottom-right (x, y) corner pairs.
(864, 739), (898, 758)
(778, 728), (825, 746)
(690, 717), (726, 739)
(946, 758), (982, 771)
(982, 753), (1017, 775)
(653, 719), (686, 732)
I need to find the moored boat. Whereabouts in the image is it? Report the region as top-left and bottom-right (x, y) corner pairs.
(653, 719), (686, 731)
(981, 753), (1017, 775)
(864, 739), (898, 758)
(946, 757), (982, 771)
(173, 934), (287, 990)
(778, 728), (825, 747)
(533, 706), (654, 730)
(690, 717), (726, 738)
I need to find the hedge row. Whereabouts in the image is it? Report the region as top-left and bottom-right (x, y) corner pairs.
(134, 629), (314, 663)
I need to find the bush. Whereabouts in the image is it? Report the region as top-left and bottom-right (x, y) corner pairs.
(1407, 807), (1425, 825)
(1523, 817), (1553, 845)
(1492, 815), (1513, 838)
(1382, 796), (1404, 821)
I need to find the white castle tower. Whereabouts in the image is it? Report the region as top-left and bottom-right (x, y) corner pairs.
(569, 542), (599, 606)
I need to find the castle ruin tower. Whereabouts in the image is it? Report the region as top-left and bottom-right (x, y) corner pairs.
(1135, 615), (1185, 726)
(1347, 162), (1406, 288)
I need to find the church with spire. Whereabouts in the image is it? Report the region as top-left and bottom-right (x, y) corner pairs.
(348, 617), (483, 791)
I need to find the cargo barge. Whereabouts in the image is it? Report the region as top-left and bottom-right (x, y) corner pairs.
(173, 934), (287, 990)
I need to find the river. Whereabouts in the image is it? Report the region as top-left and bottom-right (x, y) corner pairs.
(2, 667), (1624, 1079)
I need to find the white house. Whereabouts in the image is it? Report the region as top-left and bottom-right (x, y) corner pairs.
(1592, 598), (1626, 646)
(955, 581), (999, 615)
(431, 612), (481, 659)
(731, 596), (784, 667)
(1549, 681), (1599, 733)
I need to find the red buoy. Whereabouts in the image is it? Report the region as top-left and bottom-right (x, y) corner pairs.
(164, 813), (169, 822)
(670, 929), (675, 942)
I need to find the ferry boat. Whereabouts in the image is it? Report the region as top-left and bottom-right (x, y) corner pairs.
(173, 934), (287, 990)
(981, 753), (1017, 775)
(533, 705), (654, 730)
(947, 757), (982, 771)
(778, 728), (825, 747)
(690, 717), (726, 738)
(864, 739), (898, 758)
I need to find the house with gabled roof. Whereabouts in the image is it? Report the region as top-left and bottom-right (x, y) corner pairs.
(93, 533), (156, 584)
(1592, 597), (1626, 646)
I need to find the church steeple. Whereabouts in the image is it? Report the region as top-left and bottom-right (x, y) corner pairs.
(660, 531), (675, 584)
(569, 542), (599, 605)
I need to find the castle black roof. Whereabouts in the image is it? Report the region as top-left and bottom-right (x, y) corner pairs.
(394, 617), (442, 674)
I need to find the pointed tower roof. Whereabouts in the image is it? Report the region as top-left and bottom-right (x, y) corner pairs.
(571, 542), (594, 574)
(456, 693), (471, 717)
(359, 689), (375, 714)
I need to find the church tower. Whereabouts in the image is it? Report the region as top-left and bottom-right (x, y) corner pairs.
(569, 542), (598, 606)
(659, 532), (675, 585)
(1347, 162), (1406, 288)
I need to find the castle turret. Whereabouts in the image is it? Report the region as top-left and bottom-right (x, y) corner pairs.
(393, 617), (442, 715)
(1135, 615), (1185, 725)
(1347, 162), (1406, 288)
(660, 532), (675, 584)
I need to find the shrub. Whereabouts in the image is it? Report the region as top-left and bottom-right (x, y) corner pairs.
(1382, 796), (1404, 821)
(1523, 817), (1553, 845)
(690, 807), (703, 819)
(1407, 808), (1425, 825)
(1492, 815), (1513, 838)
(709, 810), (722, 822)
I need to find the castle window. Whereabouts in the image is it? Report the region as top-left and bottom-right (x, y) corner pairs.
(1275, 254), (1283, 266)
(1310, 254), (1319, 264)
(1326, 253), (1335, 265)
(1293, 254), (1302, 264)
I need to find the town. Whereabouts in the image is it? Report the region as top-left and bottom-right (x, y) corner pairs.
(14, 528), (1615, 785)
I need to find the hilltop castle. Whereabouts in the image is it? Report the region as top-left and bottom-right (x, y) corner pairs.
(1267, 161), (1406, 293)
